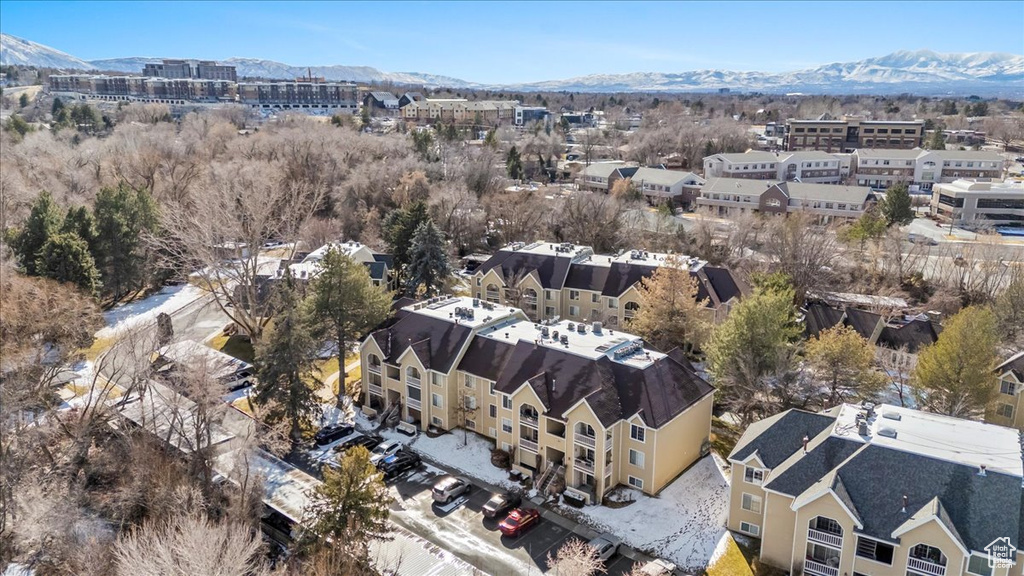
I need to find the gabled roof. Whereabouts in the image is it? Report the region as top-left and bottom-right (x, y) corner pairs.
(844, 308), (883, 339)
(456, 337), (516, 382)
(370, 309), (474, 373)
(804, 302), (846, 338)
(892, 497), (968, 553)
(476, 250), (575, 290)
(997, 351), (1024, 381)
(764, 436), (863, 497)
(702, 177), (778, 196)
(629, 167), (704, 187)
(729, 409), (836, 469)
(579, 162), (629, 179)
(364, 261), (387, 281)
(877, 318), (940, 353)
(368, 91), (398, 101)
(776, 182), (873, 205)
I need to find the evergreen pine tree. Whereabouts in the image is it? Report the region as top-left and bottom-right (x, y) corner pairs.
(879, 181), (915, 226)
(252, 271), (322, 443)
(62, 205), (98, 255)
(35, 232), (101, 295)
(404, 220), (451, 297)
(506, 145), (524, 181)
(14, 190), (62, 275)
(382, 201), (429, 280)
(94, 183), (158, 298)
(51, 96), (64, 116)
(18, 93), (29, 108)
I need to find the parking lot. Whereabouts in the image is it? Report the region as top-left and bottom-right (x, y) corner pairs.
(386, 461), (642, 576)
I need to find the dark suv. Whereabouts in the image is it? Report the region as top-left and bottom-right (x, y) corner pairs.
(313, 423), (354, 446)
(334, 433), (384, 453)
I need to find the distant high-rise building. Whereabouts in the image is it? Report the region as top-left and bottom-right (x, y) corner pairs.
(143, 59), (237, 82)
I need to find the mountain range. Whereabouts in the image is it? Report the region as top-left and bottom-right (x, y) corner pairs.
(2, 33), (1022, 96)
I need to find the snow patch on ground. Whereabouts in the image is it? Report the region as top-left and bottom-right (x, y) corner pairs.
(98, 285), (204, 338)
(561, 456), (730, 571)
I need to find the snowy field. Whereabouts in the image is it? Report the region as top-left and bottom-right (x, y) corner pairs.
(561, 455), (731, 571)
(97, 284), (204, 338)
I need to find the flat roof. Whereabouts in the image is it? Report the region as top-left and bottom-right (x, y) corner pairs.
(831, 403), (1022, 476)
(935, 179), (1024, 196)
(403, 296), (521, 330)
(156, 340), (252, 380)
(477, 316), (664, 367)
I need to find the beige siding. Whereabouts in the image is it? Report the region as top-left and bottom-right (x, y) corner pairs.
(649, 393), (713, 492)
(759, 492), (796, 568)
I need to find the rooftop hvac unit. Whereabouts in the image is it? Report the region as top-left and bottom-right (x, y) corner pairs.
(877, 426), (897, 439)
(882, 411), (902, 421)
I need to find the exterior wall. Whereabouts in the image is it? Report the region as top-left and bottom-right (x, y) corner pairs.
(563, 401), (613, 501)
(760, 492), (798, 567)
(792, 492), (861, 576)
(728, 461), (768, 535)
(648, 393), (712, 492)
(988, 372), (1024, 430)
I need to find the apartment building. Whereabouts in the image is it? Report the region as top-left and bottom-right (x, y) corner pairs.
(728, 403), (1023, 576)
(400, 99), (518, 124)
(988, 351), (1024, 430)
(577, 161), (631, 192)
(49, 74), (236, 103)
(143, 59), (238, 82)
(470, 241), (745, 327)
(703, 150), (847, 184)
(930, 179), (1024, 227)
(360, 296), (715, 503)
(803, 301), (940, 370)
(853, 149), (1004, 191)
(604, 166), (705, 206)
(237, 78), (359, 112)
(784, 114), (924, 152)
(696, 178), (872, 222)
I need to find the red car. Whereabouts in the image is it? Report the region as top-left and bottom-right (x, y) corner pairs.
(498, 508), (540, 537)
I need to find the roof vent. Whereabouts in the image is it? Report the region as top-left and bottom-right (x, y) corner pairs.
(978, 464), (987, 477)
(567, 322), (575, 331)
(858, 421), (870, 437)
(882, 411), (901, 421)
(877, 426), (897, 439)
(592, 321), (602, 335)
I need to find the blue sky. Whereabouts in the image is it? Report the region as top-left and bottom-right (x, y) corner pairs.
(2, 1), (1021, 84)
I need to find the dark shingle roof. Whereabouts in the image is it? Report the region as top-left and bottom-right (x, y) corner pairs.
(804, 302), (846, 338)
(997, 351), (1024, 381)
(836, 444), (1022, 552)
(457, 337), (516, 381)
(492, 342), (713, 428)
(702, 266), (743, 303)
(730, 410), (836, 468)
(372, 253), (394, 268)
(844, 308), (882, 339)
(764, 436), (862, 496)
(878, 319), (939, 353)
(476, 251), (574, 290)
(370, 310), (473, 373)
(364, 261), (387, 280)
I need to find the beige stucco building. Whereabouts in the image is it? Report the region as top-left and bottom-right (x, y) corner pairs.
(987, 352), (1024, 431)
(470, 241), (745, 328)
(728, 403), (1024, 576)
(360, 296), (715, 504)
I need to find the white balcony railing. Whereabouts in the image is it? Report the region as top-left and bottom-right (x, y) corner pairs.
(624, 309), (636, 319)
(907, 557), (946, 576)
(803, 559), (839, 576)
(574, 432), (596, 448)
(407, 376), (421, 387)
(575, 458), (595, 473)
(367, 364), (381, 375)
(519, 438), (538, 453)
(368, 383), (383, 396)
(808, 528), (843, 548)
(520, 414), (539, 428)
(407, 398), (421, 411)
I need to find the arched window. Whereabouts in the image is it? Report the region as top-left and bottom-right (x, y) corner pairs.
(406, 366), (421, 384)
(624, 301), (640, 319)
(485, 283), (500, 303)
(369, 354), (381, 368)
(575, 422), (595, 438)
(909, 544), (946, 567)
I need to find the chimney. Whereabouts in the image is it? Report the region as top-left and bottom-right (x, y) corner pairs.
(802, 435), (809, 453)
(978, 464), (987, 477)
(901, 494), (908, 513)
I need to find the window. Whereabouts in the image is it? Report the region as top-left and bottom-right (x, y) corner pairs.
(569, 290), (580, 300)
(501, 418), (513, 434)
(476, 277), (481, 286)
(630, 424), (645, 443)
(569, 305), (580, 317)
(431, 416), (443, 427)
(489, 381), (496, 396)
(1001, 380), (1016, 395)
(431, 393), (443, 408)
(856, 537), (894, 564)
(545, 290), (553, 300)
(545, 306), (556, 317)
(741, 493), (762, 513)
(489, 404), (497, 417)
(465, 419), (476, 430)
(744, 467), (764, 485)
(739, 521), (760, 537)
(628, 449), (645, 468)
(591, 293), (600, 303)
(607, 297), (618, 309)
(628, 476), (644, 489)
(967, 555), (993, 576)
(998, 403), (1014, 418)
(501, 394), (512, 409)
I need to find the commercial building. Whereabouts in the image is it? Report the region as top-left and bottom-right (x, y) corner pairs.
(515, 106), (551, 127)
(360, 296), (715, 503)
(143, 59), (237, 82)
(853, 149), (1004, 191)
(728, 403), (1023, 576)
(696, 177), (873, 222)
(988, 351), (1024, 430)
(703, 150), (848, 184)
(470, 241), (744, 326)
(930, 179), (1024, 227)
(783, 114), (924, 152)
(237, 78), (359, 112)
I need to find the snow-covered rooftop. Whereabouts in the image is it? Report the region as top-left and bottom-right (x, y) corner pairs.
(156, 339), (252, 380)
(403, 296), (522, 330)
(830, 403), (1023, 476)
(478, 316), (664, 367)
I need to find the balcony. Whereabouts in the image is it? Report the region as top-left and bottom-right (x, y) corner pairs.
(808, 528), (843, 548)
(407, 376), (421, 387)
(574, 431), (596, 448)
(485, 290), (500, 302)
(407, 398), (421, 411)
(575, 458), (595, 474)
(367, 363), (381, 375)
(624, 309), (636, 319)
(803, 559), (839, 576)
(907, 557), (946, 576)
(520, 413), (539, 428)
(520, 438), (538, 453)
(368, 383), (383, 397)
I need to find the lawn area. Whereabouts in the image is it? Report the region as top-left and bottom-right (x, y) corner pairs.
(206, 334), (255, 364)
(83, 335), (117, 361)
(706, 532), (754, 576)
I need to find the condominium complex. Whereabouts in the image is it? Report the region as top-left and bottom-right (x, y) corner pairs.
(728, 403), (1023, 576)
(784, 114), (925, 152)
(577, 164), (705, 206)
(696, 177), (873, 222)
(400, 98), (519, 124)
(988, 351), (1024, 430)
(237, 78), (359, 112)
(142, 59), (238, 82)
(930, 179), (1024, 227)
(853, 149), (1004, 191)
(703, 150), (849, 184)
(470, 241), (745, 327)
(49, 74), (236, 103)
(360, 296), (715, 503)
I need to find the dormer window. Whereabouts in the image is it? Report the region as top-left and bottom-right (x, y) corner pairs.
(744, 466), (764, 485)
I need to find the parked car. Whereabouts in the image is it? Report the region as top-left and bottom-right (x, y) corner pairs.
(637, 558), (677, 576)
(482, 491), (521, 518)
(334, 433), (384, 453)
(907, 233), (938, 246)
(380, 451), (421, 479)
(313, 423), (354, 446)
(498, 508), (541, 537)
(587, 533), (622, 562)
(431, 476), (472, 504)
(369, 440), (404, 466)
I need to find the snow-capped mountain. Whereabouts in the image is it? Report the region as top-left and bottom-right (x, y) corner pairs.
(2, 32), (1021, 96)
(0, 33), (95, 70)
